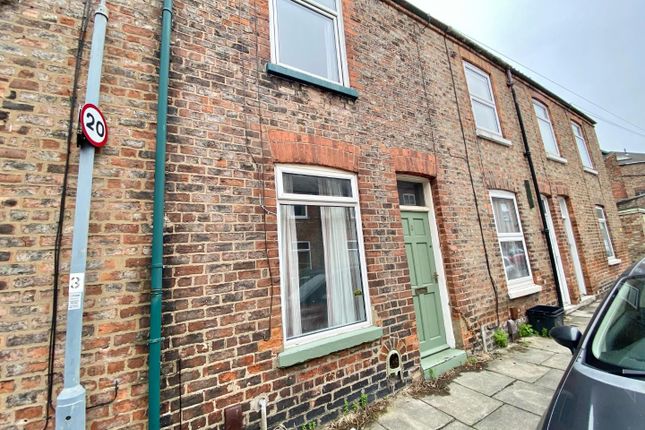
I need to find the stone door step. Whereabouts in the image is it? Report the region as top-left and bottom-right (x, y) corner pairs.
(564, 294), (596, 315)
(421, 348), (467, 379)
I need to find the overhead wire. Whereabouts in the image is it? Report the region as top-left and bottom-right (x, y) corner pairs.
(451, 29), (645, 138)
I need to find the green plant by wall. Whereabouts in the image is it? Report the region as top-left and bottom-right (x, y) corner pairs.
(300, 420), (317, 430)
(359, 393), (368, 410)
(540, 327), (550, 338)
(519, 323), (535, 337)
(493, 328), (509, 348)
(343, 399), (350, 415)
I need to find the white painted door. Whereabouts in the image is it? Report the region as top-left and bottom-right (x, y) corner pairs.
(558, 197), (587, 297)
(541, 195), (571, 306)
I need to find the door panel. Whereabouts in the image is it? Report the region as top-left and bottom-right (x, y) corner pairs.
(540, 196), (571, 305)
(558, 197), (587, 296)
(401, 211), (448, 356)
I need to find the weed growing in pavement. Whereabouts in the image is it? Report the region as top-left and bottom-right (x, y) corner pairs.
(493, 328), (509, 348)
(540, 327), (550, 337)
(359, 393), (368, 410)
(300, 420), (317, 430)
(519, 323), (535, 337)
(342, 399), (350, 415)
(326, 355), (491, 430)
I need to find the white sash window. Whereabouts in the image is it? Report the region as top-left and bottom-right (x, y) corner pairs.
(276, 165), (371, 345)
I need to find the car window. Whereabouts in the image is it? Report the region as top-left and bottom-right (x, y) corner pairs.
(590, 276), (645, 372)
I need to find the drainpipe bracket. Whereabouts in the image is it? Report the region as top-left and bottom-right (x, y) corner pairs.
(147, 337), (165, 345)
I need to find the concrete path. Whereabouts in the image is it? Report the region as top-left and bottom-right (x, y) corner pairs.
(368, 301), (598, 430)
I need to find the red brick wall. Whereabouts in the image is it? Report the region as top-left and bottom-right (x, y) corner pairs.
(0, 0), (630, 429)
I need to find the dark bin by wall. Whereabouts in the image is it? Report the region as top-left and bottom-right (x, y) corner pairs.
(527, 305), (564, 334)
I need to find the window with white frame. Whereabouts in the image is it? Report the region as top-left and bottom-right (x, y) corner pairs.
(595, 206), (616, 259)
(270, 0), (349, 85)
(296, 241), (312, 272)
(277, 165), (369, 343)
(571, 122), (593, 169)
(533, 100), (561, 157)
(463, 62), (502, 135)
(489, 190), (534, 290)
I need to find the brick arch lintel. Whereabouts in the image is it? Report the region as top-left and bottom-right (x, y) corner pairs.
(268, 129), (360, 173)
(388, 147), (437, 178)
(537, 179), (570, 197)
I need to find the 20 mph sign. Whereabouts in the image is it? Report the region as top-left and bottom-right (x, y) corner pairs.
(80, 103), (108, 147)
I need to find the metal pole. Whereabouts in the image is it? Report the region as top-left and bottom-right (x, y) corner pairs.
(56, 2), (108, 428)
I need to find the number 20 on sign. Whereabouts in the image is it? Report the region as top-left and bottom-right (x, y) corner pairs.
(79, 103), (109, 148)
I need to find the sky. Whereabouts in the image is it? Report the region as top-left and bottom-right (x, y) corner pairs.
(407, 0), (645, 153)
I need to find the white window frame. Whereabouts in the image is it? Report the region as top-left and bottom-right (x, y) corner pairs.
(269, 0), (351, 86)
(571, 121), (594, 170)
(463, 62), (503, 137)
(293, 205), (308, 219)
(595, 205), (617, 262)
(276, 164), (372, 347)
(532, 99), (563, 158)
(489, 190), (540, 298)
(296, 240), (312, 271)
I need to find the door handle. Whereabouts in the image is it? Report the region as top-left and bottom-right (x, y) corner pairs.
(412, 287), (428, 296)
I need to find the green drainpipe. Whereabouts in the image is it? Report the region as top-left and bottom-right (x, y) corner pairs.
(149, 0), (172, 429)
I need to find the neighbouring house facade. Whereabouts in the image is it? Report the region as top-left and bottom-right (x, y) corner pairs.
(0, 0), (630, 429)
(603, 150), (645, 261)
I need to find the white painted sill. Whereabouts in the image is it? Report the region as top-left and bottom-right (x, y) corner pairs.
(608, 258), (622, 266)
(476, 128), (512, 147)
(507, 283), (543, 299)
(546, 153), (568, 164)
(583, 166), (598, 175)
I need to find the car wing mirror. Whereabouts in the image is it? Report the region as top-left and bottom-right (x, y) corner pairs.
(550, 326), (582, 354)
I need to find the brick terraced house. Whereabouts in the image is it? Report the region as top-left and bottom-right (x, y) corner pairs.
(603, 150), (645, 262)
(0, 0), (630, 429)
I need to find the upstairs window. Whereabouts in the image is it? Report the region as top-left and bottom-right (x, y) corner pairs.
(270, 0), (349, 85)
(277, 165), (370, 344)
(463, 62), (502, 135)
(533, 100), (561, 157)
(572, 122), (593, 169)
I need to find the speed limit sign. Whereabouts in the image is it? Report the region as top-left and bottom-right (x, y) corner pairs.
(80, 103), (108, 147)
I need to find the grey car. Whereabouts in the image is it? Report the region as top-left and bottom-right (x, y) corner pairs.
(538, 257), (645, 430)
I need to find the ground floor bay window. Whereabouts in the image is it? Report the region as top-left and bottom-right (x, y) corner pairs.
(489, 190), (540, 298)
(276, 165), (371, 346)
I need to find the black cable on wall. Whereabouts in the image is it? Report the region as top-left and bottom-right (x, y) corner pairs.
(442, 35), (501, 329)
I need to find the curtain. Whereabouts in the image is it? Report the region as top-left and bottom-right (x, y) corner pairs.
(281, 175), (301, 338)
(320, 178), (356, 328)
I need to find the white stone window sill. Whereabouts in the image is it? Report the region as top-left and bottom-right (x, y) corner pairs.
(546, 153), (568, 164)
(583, 166), (598, 175)
(608, 258), (622, 266)
(476, 128), (512, 147)
(508, 282), (543, 299)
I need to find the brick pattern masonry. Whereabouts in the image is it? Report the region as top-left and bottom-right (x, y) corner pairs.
(0, 0), (630, 429)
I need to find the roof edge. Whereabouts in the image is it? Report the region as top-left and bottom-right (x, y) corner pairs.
(389, 0), (596, 125)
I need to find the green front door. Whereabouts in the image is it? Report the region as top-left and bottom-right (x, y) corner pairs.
(401, 211), (448, 357)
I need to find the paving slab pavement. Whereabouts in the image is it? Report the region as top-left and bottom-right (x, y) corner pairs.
(452, 370), (513, 396)
(534, 368), (565, 390)
(422, 383), (503, 426)
(376, 397), (452, 430)
(474, 404), (540, 430)
(493, 381), (554, 415)
(366, 299), (598, 430)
